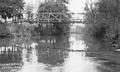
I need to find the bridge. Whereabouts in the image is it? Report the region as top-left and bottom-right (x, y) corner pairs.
(14, 12), (84, 24)
(37, 12), (84, 23)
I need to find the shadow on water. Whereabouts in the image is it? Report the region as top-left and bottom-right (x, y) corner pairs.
(0, 34), (120, 72)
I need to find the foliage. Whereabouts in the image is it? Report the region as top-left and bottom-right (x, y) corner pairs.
(0, 0), (24, 22)
(0, 23), (9, 34)
(25, 4), (34, 23)
(8, 23), (34, 37)
(56, 0), (69, 4)
(38, 1), (68, 12)
(84, 0), (120, 50)
(36, 0), (70, 35)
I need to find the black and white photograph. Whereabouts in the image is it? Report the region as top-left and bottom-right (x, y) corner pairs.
(0, 0), (120, 72)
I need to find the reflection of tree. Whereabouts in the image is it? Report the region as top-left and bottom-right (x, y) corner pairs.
(36, 35), (70, 66)
(53, 35), (70, 49)
(0, 46), (23, 66)
(38, 49), (68, 66)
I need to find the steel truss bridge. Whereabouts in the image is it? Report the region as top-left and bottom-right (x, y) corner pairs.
(36, 12), (84, 23)
(16, 12), (84, 24)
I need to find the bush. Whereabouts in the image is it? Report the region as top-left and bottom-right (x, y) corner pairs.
(8, 23), (34, 37)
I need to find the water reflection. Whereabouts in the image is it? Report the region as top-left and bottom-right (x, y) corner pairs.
(63, 34), (99, 72)
(36, 35), (70, 66)
(0, 34), (119, 72)
(63, 52), (99, 72)
(0, 45), (23, 72)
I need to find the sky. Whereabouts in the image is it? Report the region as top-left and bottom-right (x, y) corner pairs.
(24, 0), (89, 13)
(68, 0), (86, 13)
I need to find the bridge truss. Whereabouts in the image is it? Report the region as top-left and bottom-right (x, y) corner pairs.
(37, 12), (84, 23)
(13, 12), (84, 24)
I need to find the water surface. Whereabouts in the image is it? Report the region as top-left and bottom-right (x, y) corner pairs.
(0, 34), (120, 72)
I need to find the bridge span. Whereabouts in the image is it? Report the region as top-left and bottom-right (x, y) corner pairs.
(14, 12), (84, 24)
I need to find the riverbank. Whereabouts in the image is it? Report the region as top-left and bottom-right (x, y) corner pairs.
(0, 22), (36, 38)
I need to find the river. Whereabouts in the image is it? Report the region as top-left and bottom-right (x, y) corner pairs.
(0, 33), (120, 72)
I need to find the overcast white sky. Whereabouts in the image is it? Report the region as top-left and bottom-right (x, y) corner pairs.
(24, 0), (90, 13)
(68, 0), (86, 13)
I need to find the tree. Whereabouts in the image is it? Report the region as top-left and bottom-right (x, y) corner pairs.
(0, 0), (24, 23)
(45, 0), (69, 4)
(84, 0), (120, 50)
(36, 0), (70, 35)
(56, 0), (69, 4)
(25, 4), (34, 23)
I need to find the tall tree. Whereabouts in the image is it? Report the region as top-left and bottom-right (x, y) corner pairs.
(0, 0), (24, 22)
(84, 0), (120, 50)
(36, 0), (70, 35)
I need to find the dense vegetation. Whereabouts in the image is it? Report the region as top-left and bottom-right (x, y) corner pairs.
(0, 0), (24, 22)
(0, 0), (25, 37)
(84, 0), (120, 50)
(35, 0), (70, 35)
